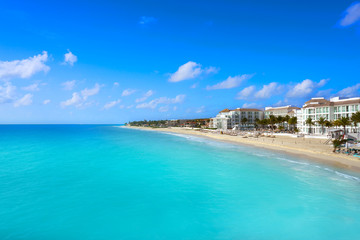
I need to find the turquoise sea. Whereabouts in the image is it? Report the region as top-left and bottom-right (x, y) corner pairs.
(1, 125), (360, 240)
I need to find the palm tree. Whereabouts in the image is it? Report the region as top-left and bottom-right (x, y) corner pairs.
(288, 117), (297, 132)
(241, 117), (248, 130)
(324, 120), (333, 136)
(317, 117), (326, 135)
(277, 116), (284, 128)
(261, 119), (269, 129)
(332, 139), (346, 153)
(333, 119), (341, 129)
(337, 117), (351, 135)
(351, 111), (360, 133)
(254, 118), (260, 130)
(305, 117), (314, 134)
(284, 115), (290, 130)
(269, 115), (277, 132)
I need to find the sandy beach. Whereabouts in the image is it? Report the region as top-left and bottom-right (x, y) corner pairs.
(123, 126), (360, 171)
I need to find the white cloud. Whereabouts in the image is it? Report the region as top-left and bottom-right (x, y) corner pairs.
(14, 93), (33, 107)
(22, 83), (40, 91)
(122, 89), (136, 97)
(61, 92), (82, 108)
(169, 61), (202, 82)
(286, 79), (327, 98)
(136, 90), (154, 102)
(43, 99), (51, 105)
(136, 94), (186, 109)
(62, 80), (76, 91)
(204, 66), (219, 74)
(168, 61), (217, 83)
(0, 82), (16, 104)
(159, 106), (169, 112)
(81, 83), (101, 100)
(317, 78), (329, 87)
(242, 102), (260, 108)
(338, 2), (360, 27)
(316, 89), (333, 98)
(138, 16), (157, 25)
(273, 100), (289, 107)
(196, 106), (205, 113)
(103, 99), (122, 110)
(0, 51), (49, 80)
(113, 82), (119, 87)
(337, 83), (360, 97)
(206, 74), (254, 90)
(236, 85), (256, 99)
(61, 83), (102, 108)
(255, 82), (279, 99)
(64, 50), (78, 66)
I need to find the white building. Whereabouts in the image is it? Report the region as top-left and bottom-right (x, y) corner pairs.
(210, 108), (264, 130)
(296, 97), (360, 134)
(264, 105), (300, 118)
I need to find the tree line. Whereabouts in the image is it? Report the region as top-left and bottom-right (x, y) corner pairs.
(304, 111), (360, 134)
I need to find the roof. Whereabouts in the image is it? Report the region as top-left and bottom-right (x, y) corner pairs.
(231, 108), (262, 112)
(265, 106), (300, 111)
(303, 96), (360, 108)
(219, 108), (231, 113)
(304, 98), (331, 105)
(303, 98), (332, 108)
(333, 99), (360, 106)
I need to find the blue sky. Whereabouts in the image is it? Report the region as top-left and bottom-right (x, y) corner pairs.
(0, 0), (360, 123)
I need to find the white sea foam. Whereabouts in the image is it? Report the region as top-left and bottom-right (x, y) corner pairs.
(160, 130), (360, 183)
(162, 131), (243, 150)
(276, 157), (310, 166)
(276, 157), (360, 182)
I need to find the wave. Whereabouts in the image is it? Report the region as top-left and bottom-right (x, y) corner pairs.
(275, 157), (360, 182)
(160, 130), (360, 183)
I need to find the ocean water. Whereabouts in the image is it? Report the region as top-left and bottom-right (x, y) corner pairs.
(1, 125), (360, 240)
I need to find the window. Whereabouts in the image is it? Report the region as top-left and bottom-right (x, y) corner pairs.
(346, 106), (349, 112)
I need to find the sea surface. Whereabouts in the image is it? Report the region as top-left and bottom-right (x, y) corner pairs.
(1, 125), (360, 240)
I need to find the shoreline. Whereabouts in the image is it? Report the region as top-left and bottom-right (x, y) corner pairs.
(121, 126), (360, 172)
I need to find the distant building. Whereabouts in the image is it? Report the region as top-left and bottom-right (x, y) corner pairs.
(296, 97), (360, 134)
(264, 105), (300, 118)
(209, 96), (360, 134)
(210, 108), (264, 130)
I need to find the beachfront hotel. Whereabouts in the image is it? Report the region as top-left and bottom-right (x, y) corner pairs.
(210, 96), (360, 134)
(210, 108), (264, 130)
(296, 97), (360, 134)
(264, 105), (300, 118)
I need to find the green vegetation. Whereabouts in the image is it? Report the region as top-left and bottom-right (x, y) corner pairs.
(334, 117), (351, 134)
(305, 117), (314, 134)
(317, 117), (326, 135)
(332, 139), (346, 152)
(128, 118), (210, 128)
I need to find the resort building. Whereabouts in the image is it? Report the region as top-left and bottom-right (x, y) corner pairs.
(264, 105), (300, 118)
(296, 97), (360, 134)
(210, 108), (264, 130)
(210, 96), (360, 134)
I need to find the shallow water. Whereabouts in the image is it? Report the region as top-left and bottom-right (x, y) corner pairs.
(1, 125), (360, 240)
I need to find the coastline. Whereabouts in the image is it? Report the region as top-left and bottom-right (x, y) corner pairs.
(122, 126), (360, 172)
